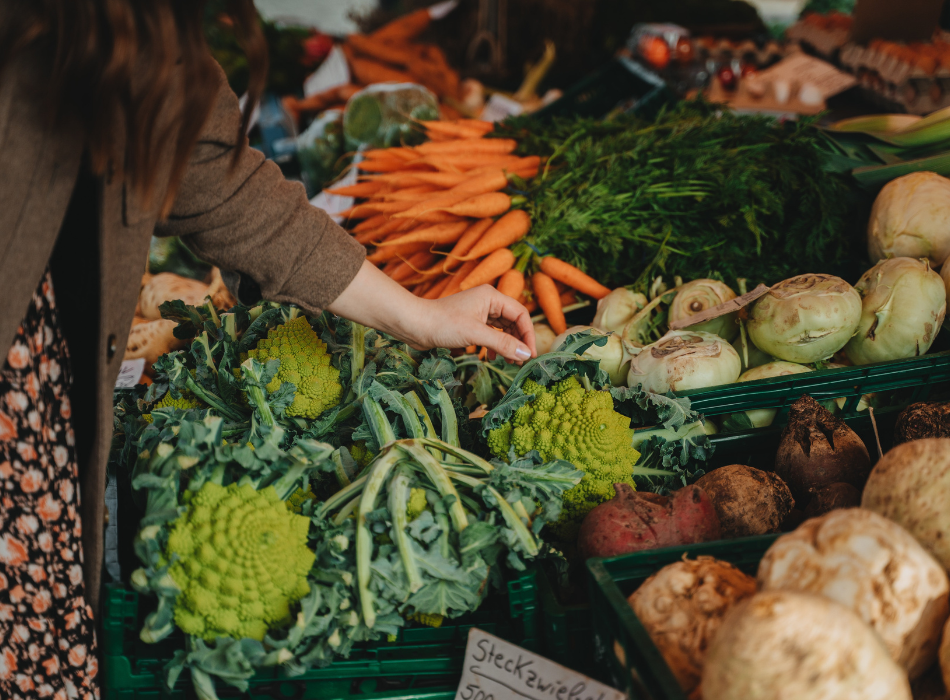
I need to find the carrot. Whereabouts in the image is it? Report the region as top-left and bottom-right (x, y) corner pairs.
(422, 155), (522, 172)
(378, 220), (469, 246)
(358, 173), (429, 188)
(422, 120), (493, 138)
(403, 171), (471, 189)
(392, 191), (474, 220)
(346, 34), (416, 68)
(559, 290), (577, 306)
(358, 159), (432, 173)
(367, 241), (431, 264)
(464, 345), (477, 354)
(416, 139), (518, 156)
(496, 269), (526, 299)
(378, 185), (443, 201)
(381, 259), (401, 276)
(441, 218), (493, 270)
(423, 275), (453, 299)
(457, 209), (530, 260)
(539, 257), (611, 300)
(440, 259), (482, 298)
(370, 8), (431, 43)
(445, 170), (509, 197)
(436, 192), (510, 218)
(413, 280), (434, 297)
(392, 251), (439, 282)
(362, 147), (418, 161)
(327, 181), (388, 198)
(524, 298), (539, 313)
(344, 47), (414, 85)
(532, 272), (566, 334)
(460, 249), (516, 291)
(352, 214), (389, 233)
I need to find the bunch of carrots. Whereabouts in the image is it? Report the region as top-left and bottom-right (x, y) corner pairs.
(329, 118), (612, 337)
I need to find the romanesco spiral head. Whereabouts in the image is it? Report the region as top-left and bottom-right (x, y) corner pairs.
(487, 374), (640, 541)
(245, 316), (342, 419)
(143, 391), (205, 423)
(166, 481), (315, 641)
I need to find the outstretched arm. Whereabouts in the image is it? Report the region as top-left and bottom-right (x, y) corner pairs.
(328, 260), (535, 362)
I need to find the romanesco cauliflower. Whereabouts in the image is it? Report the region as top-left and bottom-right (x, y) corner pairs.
(348, 441), (373, 468)
(165, 481), (315, 641)
(286, 483), (317, 513)
(486, 375), (640, 540)
(143, 391), (205, 423)
(406, 488), (428, 521)
(244, 316), (342, 419)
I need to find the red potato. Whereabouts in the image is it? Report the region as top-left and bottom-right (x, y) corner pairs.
(577, 483), (721, 559)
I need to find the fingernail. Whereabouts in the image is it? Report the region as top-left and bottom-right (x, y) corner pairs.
(515, 347), (531, 360)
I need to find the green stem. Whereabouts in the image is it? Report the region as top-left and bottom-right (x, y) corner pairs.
(398, 442), (468, 532)
(362, 396), (396, 449)
(357, 450), (403, 628)
(447, 471), (539, 557)
(388, 466), (424, 594)
(315, 475), (368, 520)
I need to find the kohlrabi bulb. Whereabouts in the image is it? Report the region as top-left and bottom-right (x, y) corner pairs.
(592, 288), (647, 334)
(668, 279), (739, 341)
(627, 330), (742, 394)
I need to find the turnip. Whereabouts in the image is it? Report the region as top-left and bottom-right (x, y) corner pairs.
(577, 484), (720, 559)
(758, 508), (950, 678)
(693, 465), (794, 538)
(862, 437), (950, 570)
(702, 590), (912, 700)
(774, 395), (871, 502)
(627, 556), (757, 696)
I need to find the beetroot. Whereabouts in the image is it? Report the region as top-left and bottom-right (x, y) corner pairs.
(577, 483), (721, 559)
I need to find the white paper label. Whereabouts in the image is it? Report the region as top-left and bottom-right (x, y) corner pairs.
(304, 45), (351, 97)
(480, 94), (524, 123)
(115, 358), (146, 388)
(456, 628), (624, 700)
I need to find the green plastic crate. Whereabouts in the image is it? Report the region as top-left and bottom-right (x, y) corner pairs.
(585, 536), (779, 700)
(536, 564), (595, 676)
(103, 569), (538, 700)
(681, 332), (950, 421)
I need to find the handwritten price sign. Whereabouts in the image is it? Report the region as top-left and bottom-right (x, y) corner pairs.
(456, 629), (624, 700)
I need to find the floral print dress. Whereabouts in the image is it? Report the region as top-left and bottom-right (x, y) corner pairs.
(0, 269), (99, 700)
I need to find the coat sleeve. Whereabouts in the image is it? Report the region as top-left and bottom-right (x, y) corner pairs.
(154, 64), (365, 316)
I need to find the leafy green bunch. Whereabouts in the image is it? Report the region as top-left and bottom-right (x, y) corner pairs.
(497, 99), (856, 291)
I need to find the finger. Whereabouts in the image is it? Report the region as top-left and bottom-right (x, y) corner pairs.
(469, 324), (531, 363)
(485, 289), (537, 357)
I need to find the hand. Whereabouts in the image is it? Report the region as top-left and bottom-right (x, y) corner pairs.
(408, 286), (536, 361)
(327, 260), (536, 363)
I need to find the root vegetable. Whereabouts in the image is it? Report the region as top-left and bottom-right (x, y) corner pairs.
(139, 273), (210, 319)
(627, 557), (757, 696)
(862, 438), (950, 570)
(577, 483), (720, 559)
(758, 508), (950, 678)
(774, 395), (871, 502)
(802, 482), (861, 519)
(893, 402), (950, 445)
(533, 323), (557, 355)
(627, 330), (742, 394)
(702, 591), (912, 700)
(693, 465), (794, 538)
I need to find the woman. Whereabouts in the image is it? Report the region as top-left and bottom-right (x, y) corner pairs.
(0, 2), (534, 697)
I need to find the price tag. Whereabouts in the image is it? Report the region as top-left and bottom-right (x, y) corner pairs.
(114, 358), (146, 388)
(456, 628), (624, 700)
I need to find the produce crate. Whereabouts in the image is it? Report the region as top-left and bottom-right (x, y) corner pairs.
(532, 57), (673, 120)
(536, 564), (595, 676)
(103, 569), (538, 700)
(681, 331), (950, 423)
(585, 536), (779, 700)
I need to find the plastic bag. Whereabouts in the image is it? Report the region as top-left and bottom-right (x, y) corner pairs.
(343, 83), (439, 149)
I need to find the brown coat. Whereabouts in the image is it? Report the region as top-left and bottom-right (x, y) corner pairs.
(0, 48), (365, 615)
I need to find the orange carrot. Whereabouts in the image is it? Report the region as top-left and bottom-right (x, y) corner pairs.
(559, 289), (577, 306)
(378, 220), (470, 246)
(539, 257), (611, 300)
(403, 171), (471, 189)
(363, 147), (418, 161)
(436, 192), (510, 218)
(441, 218), (494, 270)
(445, 170), (509, 196)
(367, 241), (431, 264)
(524, 298), (539, 313)
(358, 173), (429, 188)
(496, 269), (526, 299)
(460, 249), (516, 291)
(345, 54), (413, 85)
(328, 181), (388, 198)
(382, 260), (402, 275)
(464, 345), (477, 354)
(423, 275), (453, 299)
(421, 155), (522, 172)
(422, 120), (493, 138)
(352, 214), (389, 233)
(416, 139), (518, 156)
(532, 272), (566, 334)
(440, 259), (481, 298)
(392, 251), (439, 282)
(347, 34), (417, 68)
(392, 191), (474, 220)
(358, 159), (432, 173)
(458, 209), (530, 260)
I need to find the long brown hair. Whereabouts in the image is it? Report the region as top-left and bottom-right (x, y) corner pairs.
(0, 0), (268, 218)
